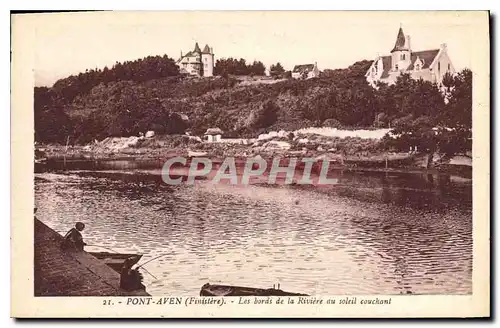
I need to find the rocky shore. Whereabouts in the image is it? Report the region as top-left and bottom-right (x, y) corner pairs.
(36, 133), (472, 177)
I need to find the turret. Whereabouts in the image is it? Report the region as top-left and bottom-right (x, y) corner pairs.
(201, 44), (214, 77)
(391, 26), (412, 71)
(194, 42), (201, 53)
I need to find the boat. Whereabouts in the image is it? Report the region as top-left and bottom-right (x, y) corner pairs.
(188, 150), (208, 157)
(88, 252), (143, 273)
(200, 283), (308, 296)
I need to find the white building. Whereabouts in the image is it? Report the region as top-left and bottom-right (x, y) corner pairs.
(177, 42), (215, 77)
(365, 26), (455, 87)
(204, 128), (223, 142)
(292, 62), (320, 79)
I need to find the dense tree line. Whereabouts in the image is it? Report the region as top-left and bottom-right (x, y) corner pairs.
(214, 58), (266, 76)
(380, 69), (472, 158)
(49, 55), (179, 103)
(35, 55), (472, 156)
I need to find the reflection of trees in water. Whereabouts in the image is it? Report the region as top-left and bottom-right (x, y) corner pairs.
(348, 211), (463, 294)
(43, 159), (165, 172)
(296, 169), (471, 213)
(337, 170), (471, 294)
(338, 171), (470, 211)
(76, 171), (173, 202)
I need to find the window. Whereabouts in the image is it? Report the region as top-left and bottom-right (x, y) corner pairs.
(448, 63), (450, 71)
(395, 64), (399, 70)
(204, 58), (207, 62)
(415, 63), (420, 71)
(401, 54), (405, 60)
(438, 62), (440, 71)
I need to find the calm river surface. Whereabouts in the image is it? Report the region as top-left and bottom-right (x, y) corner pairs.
(35, 159), (472, 295)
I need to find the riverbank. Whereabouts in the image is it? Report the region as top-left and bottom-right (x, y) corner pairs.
(34, 218), (150, 297)
(36, 133), (472, 177)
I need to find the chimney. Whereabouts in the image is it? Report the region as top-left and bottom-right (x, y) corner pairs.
(406, 35), (411, 52)
(440, 43), (447, 49)
(180, 50), (183, 58)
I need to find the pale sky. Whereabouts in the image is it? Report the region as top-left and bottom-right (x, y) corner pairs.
(26, 11), (486, 87)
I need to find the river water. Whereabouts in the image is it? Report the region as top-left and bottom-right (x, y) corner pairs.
(34, 159), (472, 296)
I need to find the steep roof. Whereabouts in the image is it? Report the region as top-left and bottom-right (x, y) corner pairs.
(391, 27), (409, 53)
(407, 49), (440, 70)
(380, 56), (392, 78)
(377, 49), (440, 79)
(204, 127), (224, 135)
(292, 64), (314, 73)
(193, 42), (201, 53)
(179, 42), (210, 60)
(202, 44), (211, 54)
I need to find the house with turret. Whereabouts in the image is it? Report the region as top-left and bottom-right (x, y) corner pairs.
(177, 42), (215, 77)
(365, 26), (455, 87)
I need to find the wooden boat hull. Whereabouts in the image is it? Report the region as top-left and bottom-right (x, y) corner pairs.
(88, 252), (142, 273)
(200, 283), (308, 296)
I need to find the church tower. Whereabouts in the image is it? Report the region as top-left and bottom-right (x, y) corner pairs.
(390, 26), (412, 72)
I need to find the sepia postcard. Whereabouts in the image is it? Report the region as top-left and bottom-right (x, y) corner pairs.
(11, 10), (490, 318)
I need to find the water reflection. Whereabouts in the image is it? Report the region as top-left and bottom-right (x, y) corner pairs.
(34, 159), (472, 295)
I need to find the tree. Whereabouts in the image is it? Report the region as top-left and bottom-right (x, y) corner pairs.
(50, 55), (179, 104)
(374, 73), (446, 125)
(214, 58), (267, 76)
(34, 87), (73, 143)
(269, 62), (285, 77)
(382, 113), (471, 164)
(441, 68), (472, 128)
(245, 100), (279, 129)
(248, 61), (266, 76)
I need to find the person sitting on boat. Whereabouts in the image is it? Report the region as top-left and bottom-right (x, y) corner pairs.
(120, 256), (145, 291)
(61, 222), (87, 251)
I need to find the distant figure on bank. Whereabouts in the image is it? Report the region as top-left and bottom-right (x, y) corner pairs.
(61, 222), (87, 251)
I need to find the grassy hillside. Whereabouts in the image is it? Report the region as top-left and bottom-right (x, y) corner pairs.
(34, 56), (471, 157)
(35, 60), (376, 144)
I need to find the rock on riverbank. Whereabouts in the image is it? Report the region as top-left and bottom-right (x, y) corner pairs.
(37, 132), (471, 175)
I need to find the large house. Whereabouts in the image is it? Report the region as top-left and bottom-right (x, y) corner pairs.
(177, 42), (214, 77)
(292, 62), (320, 79)
(365, 26), (455, 87)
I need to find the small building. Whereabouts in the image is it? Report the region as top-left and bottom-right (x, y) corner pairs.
(292, 62), (320, 79)
(204, 127), (224, 142)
